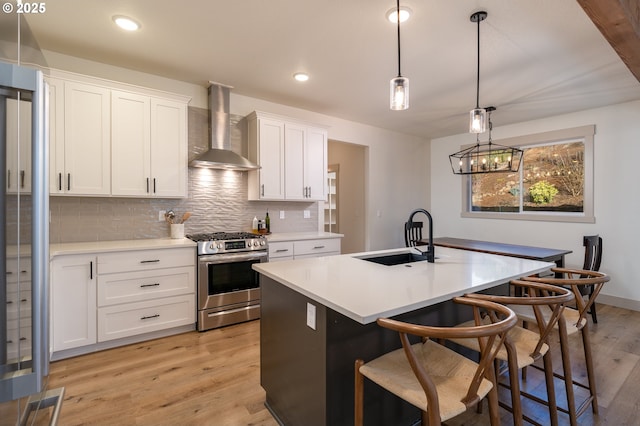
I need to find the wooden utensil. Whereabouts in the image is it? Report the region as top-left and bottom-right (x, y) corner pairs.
(180, 212), (192, 224)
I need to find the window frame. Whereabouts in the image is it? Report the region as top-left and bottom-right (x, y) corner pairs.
(460, 125), (595, 223)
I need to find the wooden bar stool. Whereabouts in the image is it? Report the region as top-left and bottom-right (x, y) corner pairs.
(354, 296), (516, 426)
(519, 268), (610, 425)
(451, 281), (575, 426)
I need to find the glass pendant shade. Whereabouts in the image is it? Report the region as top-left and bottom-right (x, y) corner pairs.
(390, 76), (409, 110)
(469, 107), (487, 133)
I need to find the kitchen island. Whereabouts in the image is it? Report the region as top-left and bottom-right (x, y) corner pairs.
(253, 246), (553, 426)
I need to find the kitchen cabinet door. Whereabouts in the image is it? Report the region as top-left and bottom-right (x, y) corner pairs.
(150, 98), (187, 197)
(111, 90), (151, 196)
(304, 127), (327, 201)
(50, 254), (97, 352)
(248, 115), (285, 200)
(63, 81), (111, 195)
(284, 123), (306, 200)
(5, 98), (31, 194)
(47, 77), (66, 194)
(111, 93), (187, 197)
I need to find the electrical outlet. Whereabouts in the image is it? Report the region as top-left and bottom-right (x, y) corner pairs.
(306, 303), (316, 330)
(159, 210), (166, 221)
(303, 210), (311, 219)
(279, 210), (285, 219)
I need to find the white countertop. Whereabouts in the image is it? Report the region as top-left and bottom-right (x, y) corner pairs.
(253, 246), (553, 324)
(266, 232), (343, 242)
(50, 238), (196, 257)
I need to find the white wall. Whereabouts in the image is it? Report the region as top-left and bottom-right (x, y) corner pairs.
(431, 100), (640, 310)
(41, 50), (431, 251)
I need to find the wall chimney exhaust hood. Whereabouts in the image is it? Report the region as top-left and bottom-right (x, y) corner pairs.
(189, 82), (260, 170)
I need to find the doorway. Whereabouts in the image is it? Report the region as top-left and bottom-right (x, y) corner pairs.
(327, 140), (366, 254)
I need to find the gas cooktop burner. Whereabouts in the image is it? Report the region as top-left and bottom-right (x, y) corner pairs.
(186, 232), (264, 242)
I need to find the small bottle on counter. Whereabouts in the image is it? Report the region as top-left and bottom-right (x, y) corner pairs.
(252, 216), (258, 233)
(265, 210), (270, 233)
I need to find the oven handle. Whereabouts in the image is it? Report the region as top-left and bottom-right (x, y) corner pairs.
(199, 251), (268, 264)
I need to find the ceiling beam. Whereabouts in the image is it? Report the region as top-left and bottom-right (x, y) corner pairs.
(576, 0), (640, 82)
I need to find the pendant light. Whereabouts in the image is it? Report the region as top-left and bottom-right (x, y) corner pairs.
(450, 107), (524, 175)
(469, 11), (487, 133)
(390, 0), (409, 110)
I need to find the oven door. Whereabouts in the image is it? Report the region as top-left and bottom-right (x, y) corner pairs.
(198, 250), (267, 311)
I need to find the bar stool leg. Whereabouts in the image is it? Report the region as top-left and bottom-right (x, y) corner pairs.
(581, 324), (599, 413)
(542, 351), (559, 426)
(557, 319), (578, 426)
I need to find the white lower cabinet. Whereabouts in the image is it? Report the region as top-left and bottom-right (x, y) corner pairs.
(98, 294), (194, 342)
(50, 254), (97, 352)
(268, 241), (294, 262)
(96, 248), (195, 342)
(293, 238), (341, 259)
(268, 237), (341, 261)
(50, 245), (196, 357)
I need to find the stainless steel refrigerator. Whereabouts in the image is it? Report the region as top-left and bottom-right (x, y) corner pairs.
(1, 12), (62, 425)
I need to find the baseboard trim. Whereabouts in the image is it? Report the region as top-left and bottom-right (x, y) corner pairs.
(597, 295), (640, 312)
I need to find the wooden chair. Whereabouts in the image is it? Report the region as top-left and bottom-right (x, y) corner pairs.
(452, 280), (575, 426)
(404, 221), (423, 247)
(354, 296), (517, 426)
(581, 235), (603, 323)
(519, 268), (610, 425)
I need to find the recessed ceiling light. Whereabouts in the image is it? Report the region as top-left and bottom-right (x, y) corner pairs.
(113, 15), (141, 31)
(293, 72), (309, 82)
(386, 7), (412, 23)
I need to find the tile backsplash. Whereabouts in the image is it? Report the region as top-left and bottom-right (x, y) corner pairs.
(48, 107), (319, 244)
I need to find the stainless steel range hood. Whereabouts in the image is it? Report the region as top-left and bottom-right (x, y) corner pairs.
(189, 82), (260, 170)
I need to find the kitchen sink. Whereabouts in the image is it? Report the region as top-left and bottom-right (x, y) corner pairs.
(357, 252), (428, 266)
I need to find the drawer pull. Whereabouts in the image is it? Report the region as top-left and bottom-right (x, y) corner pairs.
(6, 301), (12, 305)
(19, 337), (27, 341)
(7, 340), (12, 344)
(313, 245), (326, 249)
(141, 314), (160, 320)
(6, 271), (12, 275)
(275, 249), (289, 253)
(140, 283), (160, 288)
(21, 299), (27, 302)
(140, 259), (160, 264)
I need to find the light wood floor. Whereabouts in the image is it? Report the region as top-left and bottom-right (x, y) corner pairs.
(22, 304), (640, 425)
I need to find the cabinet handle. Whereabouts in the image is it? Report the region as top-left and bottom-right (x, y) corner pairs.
(309, 186), (312, 198)
(146, 178), (150, 193)
(67, 173), (71, 191)
(261, 184), (264, 196)
(140, 259), (160, 264)
(140, 283), (160, 288)
(313, 245), (325, 249)
(6, 271), (12, 275)
(20, 170), (25, 188)
(153, 178), (156, 194)
(58, 173), (62, 191)
(141, 314), (160, 320)
(90, 261), (93, 280)
(19, 337), (27, 341)
(6, 340), (12, 344)
(275, 249), (289, 253)
(20, 299), (27, 302)
(7, 170), (10, 189)
(6, 300), (12, 304)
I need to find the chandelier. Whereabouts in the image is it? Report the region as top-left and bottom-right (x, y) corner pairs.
(449, 107), (524, 175)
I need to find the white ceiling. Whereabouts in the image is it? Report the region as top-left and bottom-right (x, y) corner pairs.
(24, 0), (640, 140)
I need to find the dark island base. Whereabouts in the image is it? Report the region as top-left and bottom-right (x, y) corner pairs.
(260, 275), (508, 426)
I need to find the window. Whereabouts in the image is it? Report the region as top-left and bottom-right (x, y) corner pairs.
(461, 125), (595, 223)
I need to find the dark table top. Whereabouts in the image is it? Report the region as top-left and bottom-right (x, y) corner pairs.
(430, 237), (572, 262)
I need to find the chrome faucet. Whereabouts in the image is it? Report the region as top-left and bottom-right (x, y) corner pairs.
(408, 208), (435, 263)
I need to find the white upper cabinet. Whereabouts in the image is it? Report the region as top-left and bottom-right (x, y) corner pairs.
(248, 115), (285, 200)
(111, 92), (187, 197)
(149, 98), (187, 198)
(47, 72), (189, 198)
(5, 98), (31, 194)
(248, 111), (327, 201)
(63, 81), (112, 195)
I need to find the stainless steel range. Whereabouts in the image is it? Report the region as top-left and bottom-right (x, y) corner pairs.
(187, 232), (268, 331)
